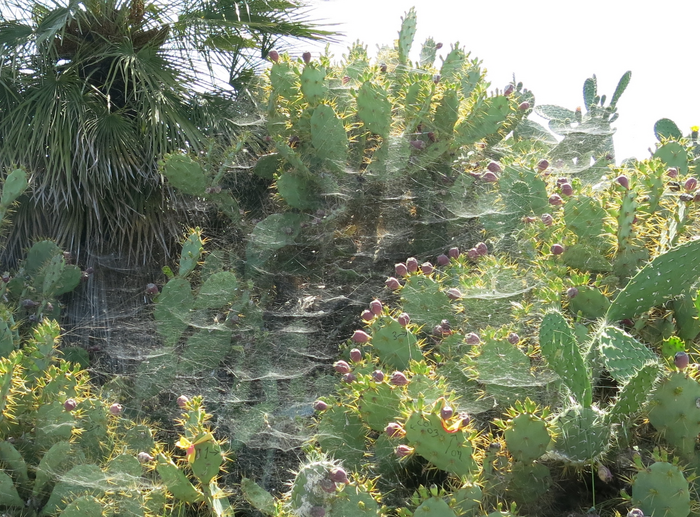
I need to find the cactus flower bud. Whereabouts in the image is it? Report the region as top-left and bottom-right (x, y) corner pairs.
(627, 510), (644, 517)
(467, 248), (479, 260)
(329, 467), (349, 484)
(597, 463), (613, 482)
(518, 101), (530, 111)
(675, 351), (689, 370)
(342, 75), (351, 84)
(385, 422), (405, 438)
(110, 403), (123, 416)
(397, 313), (410, 327)
(352, 330), (370, 343)
(410, 140), (426, 150)
(268, 50), (279, 62)
(369, 299), (383, 315)
(390, 371), (409, 386)
(440, 319), (451, 331)
(406, 257), (419, 272)
(507, 332), (520, 344)
(137, 451), (154, 463)
(475, 242), (488, 256)
(145, 283), (159, 295)
(560, 183), (573, 196)
(380, 63), (387, 73)
(432, 325), (444, 336)
(361, 309), (374, 322)
(550, 243), (565, 255)
(556, 177), (568, 186)
(541, 213), (554, 226)
(437, 254), (449, 266)
(440, 405), (454, 420)
(536, 159), (549, 172)
(680, 193), (694, 202)
(448, 247), (460, 259)
(342, 372), (356, 383)
(1, 272), (10, 283)
(446, 288), (462, 300)
(567, 287), (579, 299)
(313, 400), (328, 411)
(616, 175), (630, 189)
(64, 398), (77, 411)
(372, 370), (385, 382)
(334, 360), (351, 374)
(666, 167), (679, 178)
(487, 161), (502, 173)
(385, 277), (402, 290)
(548, 194), (563, 206)
(458, 412), (471, 428)
(421, 262), (434, 275)
(21, 299), (38, 308)
(685, 177), (698, 191)
(395, 262), (408, 276)
(481, 171), (499, 182)
(302, 51), (311, 64)
(465, 332), (481, 345)
(427, 132), (437, 142)
(349, 348), (362, 362)
(503, 84), (514, 97)
(395, 444), (413, 457)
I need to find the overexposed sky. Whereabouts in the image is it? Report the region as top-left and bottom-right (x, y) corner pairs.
(300, 0), (700, 162)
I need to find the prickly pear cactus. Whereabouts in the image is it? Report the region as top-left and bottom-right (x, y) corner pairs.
(647, 372), (700, 457)
(499, 399), (551, 464)
(630, 457), (691, 517)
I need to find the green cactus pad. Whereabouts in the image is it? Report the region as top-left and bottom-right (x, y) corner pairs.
(207, 479), (234, 516)
(276, 170), (321, 210)
(241, 477), (275, 516)
(471, 340), (554, 394)
(562, 244), (612, 273)
(564, 196), (607, 240)
(654, 118), (683, 141)
(369, 134), (411, 178)
(329, 484), (381, 517)
(419, 37), (439, 68)
(0, 317), (14, 358)
(397, 7), (417, 65)
(35, 400), (76, 444)
(0, 168), (28, 207)
(456, 96), (512, 145)
(191, 435), (223, 485)
(315, 405), (366, 471)
(608, 362), (660, 423)
(504, 413), (551, 464)
(539, 310), (591, 407)
(0, 470), (24, 507)
(269, 62), (299, 99)
(433, 88), (460, 137)
(0, 439), (29, 493)
(179, 228), (204, 277)
(450, 483), (482, 517)
(288, 458), (339, 516)
(245, 213), (306, 274)
(154, 277), (193, 347)
(156, 453), (204, 504)
(606, 238), (700, 321)
(413, 496), (457, 517)
(550, 405), (610, 465)
(653, 141), (689, 174)
(32, 441), (82, 500)
(356, 81), (392, 137)
(357, 380), (403, 432)
(597, 326), (657, 383)
(106, 454), (143, 480)
(506, 462), (552, 505)
(613, 246), (648, 280)
(300, 64), (328, 104)
(671, 290), (700, 341)
(648, 372), (700, 457)
(369, 317), (422, 371)
(123, 424), (155, 454)
(631, 461), (691, 517)
(400, 275), (452, 330)
(568, 285), (611, 319)
(41, 463), (105, 515)
(25, 240), (61, 277)
(311, 104), (348, 163)
(192, 271), (238, 310)
(161, 154), (208, 196)
(181, 329), (231, 373)
(58, 495), (105, 516)
(439, 45), (466, 82)
(253, 153), (282, 180)
(404, 411), (477, 476)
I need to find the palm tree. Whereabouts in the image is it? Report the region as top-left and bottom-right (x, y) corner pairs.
(0, 0), (332, 264)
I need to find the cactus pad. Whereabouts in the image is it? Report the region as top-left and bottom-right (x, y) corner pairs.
(653, 141), (689, 174)
(397, 8), (417, 65)
(270, 62), (299, 99)
(550, 405), (610, 465)
(400, 275), (452, 330)
(0, 168), (28, 207)
(631, 461), (691, 517)
(597, 326), (657, 383)
(647, 372), (700, 457)
(504, 413), (551, 464)
(413, 496), (457, 517)
(564, 196), (607, 240)
(311, 104), (348, 163)
(153, 277), (194, 346)
(357, 380), (403, 432)
(506, 462), (552, 505)
(369, 317), (421, 371)
(608, 363), (660, 423)
(161, 154), (208, 196)
(568, 285), (611, 318)
(300, 64), (327, 104)
(356, 81), (391, 137)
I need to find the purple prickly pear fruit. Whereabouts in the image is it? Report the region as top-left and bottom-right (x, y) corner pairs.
(427, 132), (437, 142)
(145, 283), (159, 295)
(560, 183), (573, 196)
(507, 332), (519, 344)
(522, 216), (537, 224)
(458, 412), (471, 428)
(432, 325), (444, 336)
(487, 161), (502, 173)
(616, 175), (630, 189)
(503, 84), (514, 97)
(85, 266), (94, 275)
(536, 159), (549, 172)
(352, 330), (370, 343)
(541, 213), (553, 226)
(440, 405), (454, 420)
(372, 370), (385, 382)
(137, 452), (154, 463)
(679, 193), (694, 202)
(385, 422), (405, 438)
(310, 507), (326, 517)
(302, 51), (311, 64)
(268, 50), (279, 63)
(361, 309), (374, 322)
(627, 510), (644, 517)
(1, 272), (10, 283)
(406, 257), (419, 272)
(675, 351), (689, 370)
(567, 287), (579, 299)
(64, 398), (77, 412)
(395, 444), (413, 457)
(550, 243), (564, 255)
(481, 171), (499, 182)
(397, 313), (410, 327)
(685, 177), (698, 191)
(437, 254), (449, 266)
(390, 371), (409, 386)
(597, 463), (613, 482)
(349, 348), (362, 363)
(548, 193), (563, 206)
(440, 319), (451, 331)
(448, 247), (460, 259)
(370, 299), (383, 315)
(465, 332), (481, 344)
(435, 42), (443, 49)
(329, 467), (349, 484)
(313, 400), (329, 411)
(556, 177), (568, 186)
(334, 360), (351, 374)
(110, 403), (123, 416)
(177, 395), (189, 408)
(667, 167), (679, 178)
(386, 277), (401, 290)
(21, 299), (38, 309)
(518, 101), (530, 111)
(395, 262), (408, 276)
(446, 288), (462, 300)
(432, 74), (441, 84)
(342, 75), (351, 84)
(467, 248), (479, 260)
(342, 372), (356, 383)
(379, 63), (387, 73)
(410, 140), (426, 150)
(475, 242), (488, 256)
(421, 262), (434, 274)
(319, 478), (336, 493)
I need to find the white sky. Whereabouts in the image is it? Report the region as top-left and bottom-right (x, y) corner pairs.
(301, 0), (700, 162)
